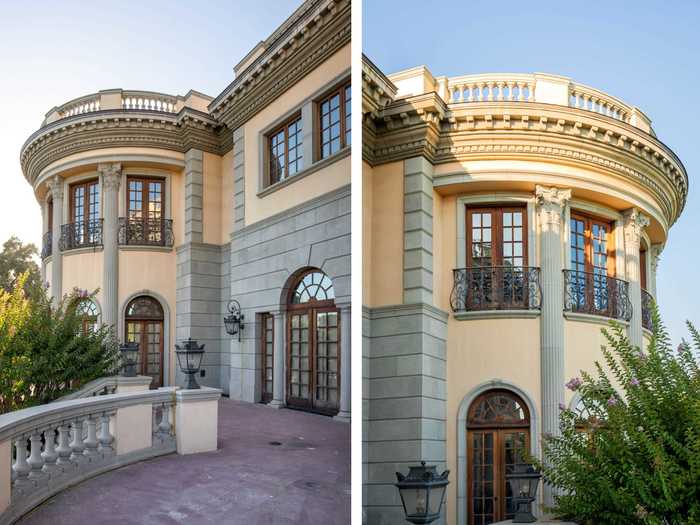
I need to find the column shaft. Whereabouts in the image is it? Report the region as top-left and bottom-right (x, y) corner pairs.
(535, 185), (571, 508)
(50, 177), (64, 303)
(270, 311), (285, 408)
(100, 163), (121, 332)
(623, 209), (650, 348)
(335, 305), (351, 421)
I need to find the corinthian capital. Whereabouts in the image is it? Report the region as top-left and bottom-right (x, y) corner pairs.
(623, 208), (650, 249)
(98, 162), (122, 190)
(535, 185), (571, 226)
(47, 175), (64, 200)
(650, 243), (663, 272)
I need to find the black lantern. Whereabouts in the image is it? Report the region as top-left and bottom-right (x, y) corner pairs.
(119, 342), (139, 377)
(224, 300), (245, 341)
(505, 463), (542, 523)
(175, 338), (205, 389)
(395, 461), (450, 524)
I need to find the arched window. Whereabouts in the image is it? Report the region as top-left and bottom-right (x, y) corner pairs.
(468, 390), (529, 428)
(75, 299), (99, 334)
(126, 296), (164, 319)
(125, 296), (165, 388)
(291, 271), (335, 304)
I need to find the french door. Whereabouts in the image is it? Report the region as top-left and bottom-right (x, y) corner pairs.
(127, 177), (165, 244)
(126, 320), (164, 388)
(570, 214), (615, 312)
(467, 428), (529, 525)
(286, 307), (340, 416)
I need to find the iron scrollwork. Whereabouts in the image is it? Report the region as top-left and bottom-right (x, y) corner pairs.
(563, 269), (632, 322)
(450, 266), (542, 312)
(118, 218), (174, 248)
(59, 219), (103, 251)
(641, 289), (653, 331)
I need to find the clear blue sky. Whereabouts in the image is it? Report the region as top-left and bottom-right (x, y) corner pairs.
(364, 0), (700, 345)
(0, 0), (299, 261)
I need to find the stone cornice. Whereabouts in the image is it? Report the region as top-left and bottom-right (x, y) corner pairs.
(20, 108), (224, 186)
(365, 96), (687, 226)
(209, 0), (350, 130)
(362, 54), (397, 118)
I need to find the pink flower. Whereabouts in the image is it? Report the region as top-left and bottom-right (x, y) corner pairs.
(558, 402), (566, 411)
(607, 396), (618, 406)
(630, 377), (640, 387)
(636, 351), (647, 361)
(565, 377), (583, 391)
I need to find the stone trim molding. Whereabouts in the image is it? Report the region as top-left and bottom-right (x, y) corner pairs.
(564, 311), (630, 327)
(456, 379), (540, 525)
(453, 310), (540, 321)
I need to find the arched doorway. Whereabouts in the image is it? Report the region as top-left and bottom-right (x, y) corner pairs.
(467, 389), (530, 524)
(286, 269), (340, 416)
(125, 296), (164, 388)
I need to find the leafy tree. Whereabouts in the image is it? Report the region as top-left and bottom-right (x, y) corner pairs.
(0, 236), (41, 296)
(0, 273), (119, 413)
(538, 306), (700, 524)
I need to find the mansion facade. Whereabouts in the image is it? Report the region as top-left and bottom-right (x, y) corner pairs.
(362, 58), (687, 523)
(21, 0), (351, 421)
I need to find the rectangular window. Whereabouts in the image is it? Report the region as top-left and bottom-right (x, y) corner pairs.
(640, 250), (647, 290)
(127, 177), (165, 244)
(319, 81), (351, 159)
(267, 115), (303, 186)
(261, 313), (274, 404)
(70, 179), (100, 224)
(467, 207), (526, 267)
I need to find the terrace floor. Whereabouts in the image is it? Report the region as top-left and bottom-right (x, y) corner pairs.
(18, 398), (351, 525)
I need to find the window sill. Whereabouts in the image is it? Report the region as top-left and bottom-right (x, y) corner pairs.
(257, 146), (350, 198)
(62, 245), (103, 256)
(119, 245), (173, 253)
(564, 311), (630, 327)
(453, 309), (540, 321)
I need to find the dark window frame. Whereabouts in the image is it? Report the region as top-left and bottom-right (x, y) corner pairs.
(318, 80), (351, 160)
(266, 113), (303, 187)
(466, 205), (528, 268)
(69, 178), (100, 224)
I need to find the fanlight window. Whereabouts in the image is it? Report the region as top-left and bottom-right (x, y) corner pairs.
(291, 271), (335, 304)
(468, 391), (529, 427)
(572, 398), (605, 430)
(75, 299), (99, 334)
(126, 296), (164, 319)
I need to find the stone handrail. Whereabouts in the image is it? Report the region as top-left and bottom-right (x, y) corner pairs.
(51, 376), (153, 402)
(445, 73), (649, 131)
(0, 388), (177, 523)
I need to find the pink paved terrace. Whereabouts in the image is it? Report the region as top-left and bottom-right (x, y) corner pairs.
(18, 399), (350, 525)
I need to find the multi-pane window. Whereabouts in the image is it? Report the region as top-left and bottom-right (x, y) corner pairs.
(75, 299), (99, 335)
(319, 82), (351, 159)
(467, 207), (526, 267)
(569, 214), (615, 311)
(127, 177), (164, 244)
(268, 116), (303, 185)
(70, 180), (100, 245)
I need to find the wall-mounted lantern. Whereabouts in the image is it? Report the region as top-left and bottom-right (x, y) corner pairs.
(175, 338), (205, 389)
(119, 342), (139, 377)
(224, 300), (245, 341)
(395, 461), (450, 524)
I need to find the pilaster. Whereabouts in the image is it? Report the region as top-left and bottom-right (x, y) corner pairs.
(48, 176), (64, 302)
(403, 157), (434, 304)
(232, 128), (245, 231)
(650, 244), (663, 299)
(334, 304), (351, 422)
(184, 149), (204, 244)
(269, 311), (286, 408)
(623, 209), (650, 347)
(99, 163), (121, 332)
(535, 184), (571, 508)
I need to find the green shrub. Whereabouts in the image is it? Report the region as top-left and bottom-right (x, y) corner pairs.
(0, 273), (119, 413)
(538, 305), (700, 525)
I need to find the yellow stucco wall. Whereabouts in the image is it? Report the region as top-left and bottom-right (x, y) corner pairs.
(220, 149), (234, 243)
(243, 43), (351, 226)
(203, 152), (223, 245)
(363, 162), (374, 305)
(62, 251), (104, 304)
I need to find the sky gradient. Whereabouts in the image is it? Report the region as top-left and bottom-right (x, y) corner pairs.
(364, 0), (699, 345)
(0, 0), (299, 254)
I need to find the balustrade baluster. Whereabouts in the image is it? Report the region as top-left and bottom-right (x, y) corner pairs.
(69, 419), (87, 464)
(83, 416), (99, 460)
(527, 82), (534, 101)
(467, 83), (475, 102)
(158, 403), (172, 435)
(27, 431), (47, 481)
(496, 82), (505, 101)
(12, 437), (31, 490)
(507, 82), (515, 101)
(477, 82), (485, 102)
(41, 427), (59, 475)
(98, 412), (115, 455)
(486, 81), (495, 101)
(516, 82), (524, 101)
(55, 424), (72, 468)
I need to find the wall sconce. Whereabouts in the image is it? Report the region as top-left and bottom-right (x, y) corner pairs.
(224, 300), (245, 341)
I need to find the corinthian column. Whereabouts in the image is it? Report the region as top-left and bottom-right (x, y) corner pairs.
(49, 176), (64, 303)
(649, 244), (663, 299)
(99, 163), (121, 333)
(623, 209), (650, 348)
(535, 185), (571, 508)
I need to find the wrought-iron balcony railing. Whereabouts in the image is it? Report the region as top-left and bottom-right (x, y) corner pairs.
(641, 289), (654, 331)
(59, 220), (103, 251)
(563, 269), (632, 322)
(118, 217), (174, 248)
(450, 266), (542, 312)
(41, 231), (52, 259)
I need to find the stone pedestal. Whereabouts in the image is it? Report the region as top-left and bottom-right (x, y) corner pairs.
(175, 387), (222, 455)
(116, 375), (153, 394)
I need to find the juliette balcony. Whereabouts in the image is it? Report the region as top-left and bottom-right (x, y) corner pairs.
(118, 218), (174, 248)
(444, 73), (652, 133)
(450, 266), (542, 312)
(642, 289), (654, 331)
(41, 231), (52, 259)
(563, 269), (632, 322)
(59, 220), (103, 251)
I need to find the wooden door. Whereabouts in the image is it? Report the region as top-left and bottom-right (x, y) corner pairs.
(467, 429), (529, 524)
(261, 313), (274, 404)
(126, 320), (164, 388)
(286, 307), (340, 415)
